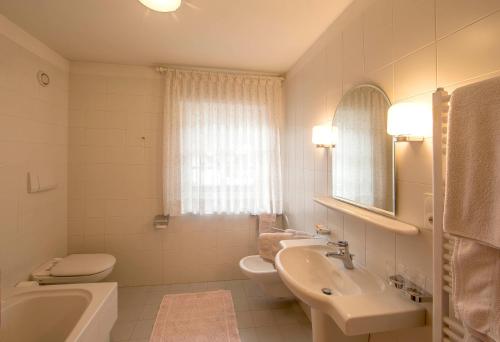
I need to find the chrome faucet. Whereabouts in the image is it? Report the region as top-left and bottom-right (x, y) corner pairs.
(326, 240), (354, 269)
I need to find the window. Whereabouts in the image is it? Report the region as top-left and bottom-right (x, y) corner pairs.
(162, 70), (283, 215)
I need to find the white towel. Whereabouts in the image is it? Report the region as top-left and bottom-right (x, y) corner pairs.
(444, 76), (500, 341)
(285, 229), (313, 238)
(443, 76), (500, 248)
(258, 231), (311, 263)
(451, 239), (500, 342)
(258, 214), (276, 234)
(258, 232), (293, 262)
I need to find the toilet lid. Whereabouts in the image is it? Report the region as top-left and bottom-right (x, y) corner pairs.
(51, 254), (116, 277)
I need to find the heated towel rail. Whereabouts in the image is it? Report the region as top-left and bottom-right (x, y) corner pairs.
(432, 88), (465, 342)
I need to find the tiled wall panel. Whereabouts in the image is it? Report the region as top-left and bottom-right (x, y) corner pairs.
(68, 63), (258, 286)
(0, 33), (68, 288)
(284, 1), (500, 340)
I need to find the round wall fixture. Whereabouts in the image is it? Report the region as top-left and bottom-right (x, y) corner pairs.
(37, 71), (50, 87)
(138, 0), (182, 12)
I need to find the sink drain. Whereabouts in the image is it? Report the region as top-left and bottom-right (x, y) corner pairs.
(321, 288), (332, 295)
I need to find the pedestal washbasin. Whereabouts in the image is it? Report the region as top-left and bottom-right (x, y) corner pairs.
(275, 244), (425, 339)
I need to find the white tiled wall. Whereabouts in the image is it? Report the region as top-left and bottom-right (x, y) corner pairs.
(284, 1), (500, 340)
(0, 22), (69, 288)
(68, 63), (258, 287)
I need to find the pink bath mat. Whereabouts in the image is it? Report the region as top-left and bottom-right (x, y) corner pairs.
(150, 290), (241, 342)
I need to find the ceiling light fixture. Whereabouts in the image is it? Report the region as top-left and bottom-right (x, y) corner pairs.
(138, 0), (182, 12)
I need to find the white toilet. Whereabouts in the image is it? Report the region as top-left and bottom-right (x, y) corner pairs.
(31, 254), (116, 285)
(239, 255), (294, 299)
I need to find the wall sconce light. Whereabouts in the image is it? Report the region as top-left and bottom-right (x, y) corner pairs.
(387, 102), (432, 142)
(312, 125), (337, 148)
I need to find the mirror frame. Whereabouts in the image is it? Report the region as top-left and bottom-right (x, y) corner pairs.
(331, 84), (396, 217)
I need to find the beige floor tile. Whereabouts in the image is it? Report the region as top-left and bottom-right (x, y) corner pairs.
(251, 310), (276, 327)
(111, 321), (136, 341)
(239, 327), (259, 342)
(146, 284), (172, 294)
(145, 291), (166, 306)
(117, 307), (142, 323)
(130, 319), (155, 340)
(244, 281), (266, 298)
(233, 296), (250, 312)
(140, 304), (159, 320)
(237, 311), (256, 329)
(278, 323), (313, 342)
(189, 282), (208, 292)
(272, 308), (303, 325)
(248, 297), (294, 311)
(118, 294), (148, 310)
(255, 326), (284, 342)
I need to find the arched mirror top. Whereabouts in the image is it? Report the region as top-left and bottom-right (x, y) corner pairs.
(331, 84), (395, 216)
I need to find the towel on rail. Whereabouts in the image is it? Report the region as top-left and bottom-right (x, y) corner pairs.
(443, 76), (500, 248)
(444, 76), (500, 342)
(258, 231), (311, 262)
(258, 232), (294, 262)
(451, 239), (500, 342)
(258, 214), (276, 234)
(258, 213), (290, 234)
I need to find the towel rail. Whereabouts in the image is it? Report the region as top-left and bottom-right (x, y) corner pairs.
(443, 243), (453, 251)
(443, 317), (465, 336)
(443, 328), (462, 342)
(432, 88), (465, 341)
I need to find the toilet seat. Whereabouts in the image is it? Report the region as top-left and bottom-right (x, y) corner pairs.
(31, 254), (116, 285)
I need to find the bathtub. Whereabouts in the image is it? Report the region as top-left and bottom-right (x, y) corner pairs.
(0, 282), (117, 342)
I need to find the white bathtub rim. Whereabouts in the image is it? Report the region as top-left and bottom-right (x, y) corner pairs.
(1, 282), (118, 342)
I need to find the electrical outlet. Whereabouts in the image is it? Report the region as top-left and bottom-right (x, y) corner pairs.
(423, 193), (433, 230)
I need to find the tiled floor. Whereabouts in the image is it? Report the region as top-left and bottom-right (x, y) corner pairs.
(112, 279), (312, 342)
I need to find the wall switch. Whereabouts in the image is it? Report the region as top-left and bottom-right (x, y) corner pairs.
(423, 193), (433, 230)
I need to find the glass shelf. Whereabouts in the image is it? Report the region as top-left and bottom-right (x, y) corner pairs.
(314, 197), (419, 235)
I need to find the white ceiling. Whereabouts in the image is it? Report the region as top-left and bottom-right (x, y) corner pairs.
(0, 0), (352, 73)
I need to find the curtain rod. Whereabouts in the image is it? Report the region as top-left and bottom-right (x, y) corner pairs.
(154, 65), (285, 80)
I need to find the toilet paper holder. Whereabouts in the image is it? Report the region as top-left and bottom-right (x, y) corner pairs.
(154, 214), (169, 229)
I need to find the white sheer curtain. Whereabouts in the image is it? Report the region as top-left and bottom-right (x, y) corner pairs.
(162, 69), (283, 216)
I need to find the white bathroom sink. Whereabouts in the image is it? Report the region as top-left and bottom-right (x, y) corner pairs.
(275, 245), (426, 336)
(0, 282), (117, 342)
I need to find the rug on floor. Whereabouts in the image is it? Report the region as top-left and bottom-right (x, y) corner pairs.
(150, 290), (241, 342)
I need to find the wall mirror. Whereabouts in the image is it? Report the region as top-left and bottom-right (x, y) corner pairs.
(331, 84), (395, 216)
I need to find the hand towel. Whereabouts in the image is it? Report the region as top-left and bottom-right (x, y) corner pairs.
(444, 76), (500, 342)
(443, 76), (500, 248)
(451, 239), (500, 342)
(285, 229), (313, 238)
(258, 232), (293, 262)
(258, 214), (276, 234)
(257, 231), (311, 263)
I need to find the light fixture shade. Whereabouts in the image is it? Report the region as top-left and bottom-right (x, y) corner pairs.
(312, 125), (336, 147)
(387, 102), (432, 139)
(138, 0), (181, 12)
